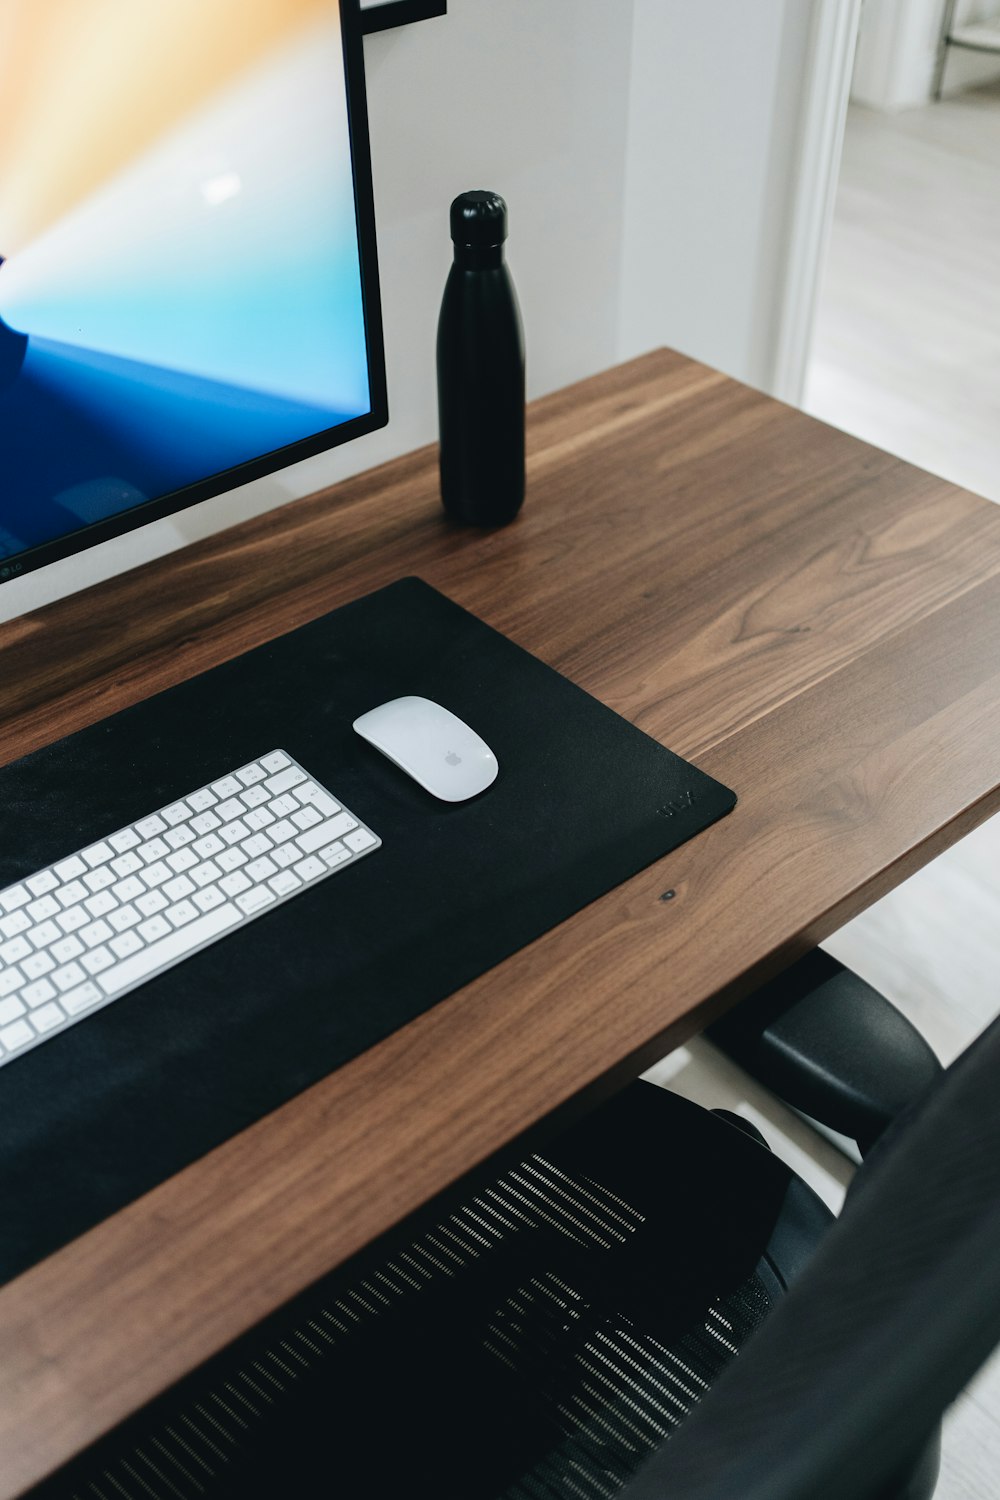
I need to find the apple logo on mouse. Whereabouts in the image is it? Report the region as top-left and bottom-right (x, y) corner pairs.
(445, 750), (462, 766)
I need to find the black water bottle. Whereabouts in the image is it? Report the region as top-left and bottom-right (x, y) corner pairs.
(437, 191), (525, 526)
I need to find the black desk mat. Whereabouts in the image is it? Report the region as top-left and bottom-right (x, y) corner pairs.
(0, 577), (736, 1283)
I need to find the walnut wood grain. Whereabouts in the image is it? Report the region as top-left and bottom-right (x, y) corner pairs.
(3, 349), (1000, 1497)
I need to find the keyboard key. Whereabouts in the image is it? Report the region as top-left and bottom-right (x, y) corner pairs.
(193, 833), (225, 858)
(53, 857), (85, 882)
(57, 880), (88, 909)
(242, 834), (273, 859)
(27, 894), (60, 923)
(51, 935), (85, 963)
(0, 968), (24, 998)
(293, 856), (326, 883)
(31, 1002), (66, 1034)
(161, 802), (190, 827)
(271, 794), (299, 818)
(216, 847), (247, 872)
(0, 910), (31, 940)
(220, 819), (249, 846)
(0, 997), (26, 1026)
(167, 847), (199, 875)
(112, 876), (145, 903)
(136, 889), (169, 917)
(246, 856), (278, 883)
(57, 906), (89, 935)
(344, 828), (378, 854)
(83, 866), (116, 893)
(190, 860), (222, 888)
(108, 905), (141, 933)
(243, 807), (274, 832)
(142, 861), (172, 888)
(61, 981), (103, 1016)
(23, 978), (57, 1008)
(191, 812), (221, 836)
(261, 750), (290, 773)
(82, 946), (114, 976)
(80, 919), (114, 949)
(110, 931), (143, 960)
(193, 886), (226, 913)
(84, 890), (118, 919)
(1, 884), (31, 913)
(108, 906), (140, 930)
(135, 815), (167, 839)
(216, 797), (244, 822)
(164, 875), (195, 903)
(272, 844), (300, 869)
(110, 852), (143, 878)
(167, 900), (199, 927)
(236, 887), (275, 915)
(21, 951), (55, 981)
(57, 881), (88, 911)
(1, 936), (31, 965)
(139, 836), (170, 863)
(165, 825), (195, 850)
(26, 870), (58, 897)
(268, 869), (301, 896)
(236, 763), (266, 787)
(53, 962), (86, 992)
(219, 871), (252, 897)
(81, 841), (114, 869)
(139, 915), (172, 943)
(30, 919), (61, 948)
(210, 775), (242, 799)
(241, 785), (270, 808)
(108, 829), (141, 853)
(187, 787), (217, 813)
(292, 805), (322, 832)
(269, 818), (297, 845)
(0, 1019), (33, 1053)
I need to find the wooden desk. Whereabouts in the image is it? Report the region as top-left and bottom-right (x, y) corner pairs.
(3, 350), (1000, 1496)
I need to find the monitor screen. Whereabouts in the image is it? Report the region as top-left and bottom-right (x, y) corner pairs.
(0, 0), (386, 583)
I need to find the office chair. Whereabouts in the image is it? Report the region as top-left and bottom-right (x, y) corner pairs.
(706, 947), (943, 1156)
(43, 1008), (1000, 1500)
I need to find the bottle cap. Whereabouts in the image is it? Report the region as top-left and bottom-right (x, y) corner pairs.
(450, 191), (508, 248)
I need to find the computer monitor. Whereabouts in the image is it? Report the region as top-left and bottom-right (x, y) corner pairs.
(0, 0), (387, 586)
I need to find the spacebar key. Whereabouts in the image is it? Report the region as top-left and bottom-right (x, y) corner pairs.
(97, 904), (243, 996)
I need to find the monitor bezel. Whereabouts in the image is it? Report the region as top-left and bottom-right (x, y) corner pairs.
(0, 0), (388, 587)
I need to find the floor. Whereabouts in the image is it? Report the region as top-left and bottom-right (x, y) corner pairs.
(649, 83), (1000, 1498)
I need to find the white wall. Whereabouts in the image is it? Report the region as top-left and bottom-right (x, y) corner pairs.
(617, 0), (821, 393)
(4, 0), (829, 621)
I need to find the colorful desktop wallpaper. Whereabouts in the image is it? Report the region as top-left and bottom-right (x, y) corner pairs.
(0, 0), (371, 563)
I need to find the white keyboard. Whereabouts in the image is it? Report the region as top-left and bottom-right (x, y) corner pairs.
(0, 750), (381, 1069)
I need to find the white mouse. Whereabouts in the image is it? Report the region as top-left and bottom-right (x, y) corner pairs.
(352, 696), (499, 802)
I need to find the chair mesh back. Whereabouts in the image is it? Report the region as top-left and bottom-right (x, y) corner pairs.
(496, 1272), (772, 1500)
(46, 1138), (775, 1500)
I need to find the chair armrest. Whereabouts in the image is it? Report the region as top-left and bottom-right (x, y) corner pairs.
(707, 950), (942, 1154)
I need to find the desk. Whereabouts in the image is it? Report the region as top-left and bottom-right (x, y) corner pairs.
(3, 349), (1000, 1496)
